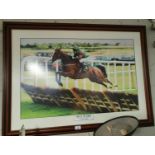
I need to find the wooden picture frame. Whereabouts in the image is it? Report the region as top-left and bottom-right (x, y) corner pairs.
(3, 22), (154, 136)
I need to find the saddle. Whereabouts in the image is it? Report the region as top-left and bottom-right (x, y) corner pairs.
(73, 58), (88, 74)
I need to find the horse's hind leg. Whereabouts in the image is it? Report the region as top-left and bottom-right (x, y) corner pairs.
(105, 78), (113, 86)
(96, 80), (107, 88)
(105, 78), (118, 88)
(101, 82), (107, 88)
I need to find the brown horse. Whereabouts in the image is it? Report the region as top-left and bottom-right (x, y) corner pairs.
(52, 49), (113, 88)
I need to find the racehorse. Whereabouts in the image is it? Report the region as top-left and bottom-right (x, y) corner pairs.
(52, 48), (113, 88)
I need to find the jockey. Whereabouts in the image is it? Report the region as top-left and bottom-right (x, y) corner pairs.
(73, 47), (88, 73)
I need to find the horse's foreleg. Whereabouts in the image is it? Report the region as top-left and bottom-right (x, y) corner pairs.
(56, 72), (63, 87)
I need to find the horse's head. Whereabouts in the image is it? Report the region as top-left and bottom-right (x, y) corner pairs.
(52, 48), (62, 63)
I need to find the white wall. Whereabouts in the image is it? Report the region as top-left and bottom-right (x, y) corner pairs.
(0, 19), (155, 136)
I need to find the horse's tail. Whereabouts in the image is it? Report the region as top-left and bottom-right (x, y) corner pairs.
(96, 65), (107, 78)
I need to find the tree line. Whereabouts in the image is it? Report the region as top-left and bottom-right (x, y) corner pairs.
(21, 42), (121, 50)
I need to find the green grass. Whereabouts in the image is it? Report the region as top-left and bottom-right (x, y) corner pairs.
(21, 90), (89, 119)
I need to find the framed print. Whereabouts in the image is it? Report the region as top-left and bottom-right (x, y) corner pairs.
(3, 22), (154, 136)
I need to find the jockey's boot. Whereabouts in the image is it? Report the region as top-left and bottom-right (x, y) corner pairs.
(79, 66), (86, 73)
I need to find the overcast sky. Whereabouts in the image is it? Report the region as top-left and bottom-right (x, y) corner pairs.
(21, 38), (134, 46)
